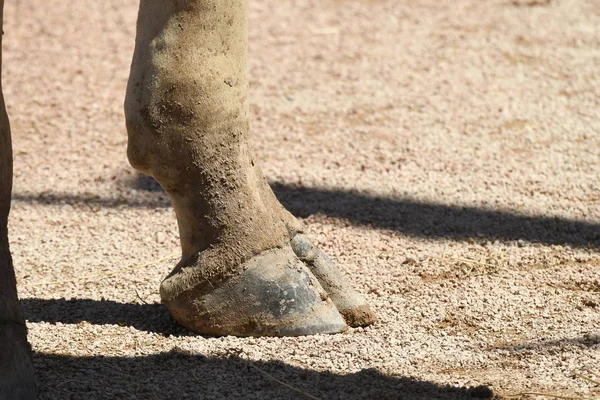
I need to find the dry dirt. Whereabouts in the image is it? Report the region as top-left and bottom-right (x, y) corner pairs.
(4, 0), (600, 399)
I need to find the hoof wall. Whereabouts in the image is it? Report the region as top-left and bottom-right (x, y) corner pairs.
(291, 234), (377, 327)
(161, 246), (347, 337)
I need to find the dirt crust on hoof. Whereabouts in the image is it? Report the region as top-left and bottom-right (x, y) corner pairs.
(290, 234), (377, 327)
(160, 246), (348, 337)
(338, 304), (377, 328)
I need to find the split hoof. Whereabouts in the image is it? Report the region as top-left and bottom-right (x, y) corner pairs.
(291, 234), (377, 327)
(160, 246), (347, 337)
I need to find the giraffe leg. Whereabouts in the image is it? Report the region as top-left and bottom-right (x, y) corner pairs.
(125, 0), (374, 336)
(0, 252), (35, 400)
(0, 1), (37, 397)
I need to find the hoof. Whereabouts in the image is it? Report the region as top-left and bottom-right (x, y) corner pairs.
(291, 234), (377, 327)
(160, 246), (348, 337)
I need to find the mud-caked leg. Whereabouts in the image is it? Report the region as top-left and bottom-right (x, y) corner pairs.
(0, 1), (37, 397)
(125, 0), (375, 336)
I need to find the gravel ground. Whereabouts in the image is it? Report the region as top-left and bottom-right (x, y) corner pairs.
(4, 0), (600, 398)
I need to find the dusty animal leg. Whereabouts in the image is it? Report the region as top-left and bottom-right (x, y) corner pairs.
(125, 0), (374, 336)
(0, 1), (37, 397)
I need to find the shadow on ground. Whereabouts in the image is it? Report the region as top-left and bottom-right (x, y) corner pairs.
(269, 183), (599, 249)
(493, 333), (600, 352)
(34, 347), (494, 400)
(22, 298), (187, 337)
(12, 174), (600, 248)
(24, 297), (495, 399)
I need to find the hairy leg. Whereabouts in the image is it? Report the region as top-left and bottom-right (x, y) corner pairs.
(125, 0), (375, 336)
(0, 1), (37, 397)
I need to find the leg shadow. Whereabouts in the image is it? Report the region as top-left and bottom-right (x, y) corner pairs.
(130, 174), (600, 248)
(270, 183), (600, 248)
(21, 297), (495, 398)
(34, 348), (494, 399)
(21, 298), (188, 337)
(14, 174), (599, 247)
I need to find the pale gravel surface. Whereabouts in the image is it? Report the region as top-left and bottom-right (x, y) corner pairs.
(4, 0), (600, 399)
